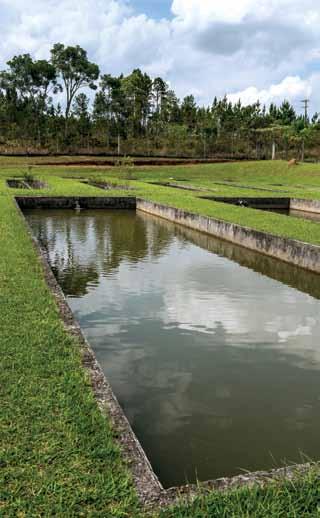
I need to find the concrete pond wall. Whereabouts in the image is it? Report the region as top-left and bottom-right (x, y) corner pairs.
(136, 198), (320, 274)
(200, 196), (290, 209)
(7, 179), (48, 190)
(291, 198), (320, 214)
(201, 196), (320, 214)
(16, 196), (137, 210)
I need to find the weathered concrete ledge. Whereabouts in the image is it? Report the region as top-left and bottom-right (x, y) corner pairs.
(137, 199), (320, 274)
(7, 179), (48, 190)
(201, 195), (320, 215)
(213, 181), (289, 193)
(291, 197), (320, 214)
(7, 179), (31, 189)
(148, 181), (209, 192)
(157, 463), (313, 509)
(83, 180), (134, 191)
(15, 195), (136, 210)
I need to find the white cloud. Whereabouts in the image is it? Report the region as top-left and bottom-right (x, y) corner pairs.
(0, 0), (319, 112)
(172, 0), (266, 24)
(227, 76), (313, 106)
(171, 0), (320, 26)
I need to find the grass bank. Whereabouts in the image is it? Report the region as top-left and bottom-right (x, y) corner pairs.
(3, 159), (320, 245)
(0, 197), (141, 516)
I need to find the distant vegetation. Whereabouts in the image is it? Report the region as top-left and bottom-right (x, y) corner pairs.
(0, 43), (319, 159)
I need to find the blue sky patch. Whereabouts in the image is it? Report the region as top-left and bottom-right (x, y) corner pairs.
(131, 0), (172, 19)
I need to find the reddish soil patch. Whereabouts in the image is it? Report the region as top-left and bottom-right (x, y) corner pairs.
(39, 158), (238, 167)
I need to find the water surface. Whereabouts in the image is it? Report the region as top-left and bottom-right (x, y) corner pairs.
(26, 209), (320, 488)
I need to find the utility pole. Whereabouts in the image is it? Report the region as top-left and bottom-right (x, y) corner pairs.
(117, 133), (121, 156)
(202, 130), (207, 158)
(300, 99), (310, 162)
(301, 99), (310, 124)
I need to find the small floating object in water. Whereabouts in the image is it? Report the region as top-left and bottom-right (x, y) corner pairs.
(75, 201), (82, 211)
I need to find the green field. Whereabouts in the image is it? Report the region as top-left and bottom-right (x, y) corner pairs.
(2, 158), (320, 517)
(3, 158), (320, 245)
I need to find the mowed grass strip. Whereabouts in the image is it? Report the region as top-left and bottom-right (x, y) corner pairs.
(4, 163), (320, 246)
(0, 198), (141, 516)
(5, 159), (320, 246)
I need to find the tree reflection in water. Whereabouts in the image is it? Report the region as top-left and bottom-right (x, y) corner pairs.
(28, 209), (174, 297)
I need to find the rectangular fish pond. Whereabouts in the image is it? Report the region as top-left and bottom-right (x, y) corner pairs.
(25, 208), (320, 488)
(201, 197), (320, 222)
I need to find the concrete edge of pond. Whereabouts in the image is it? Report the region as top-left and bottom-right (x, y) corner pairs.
(13, 195), (318, 510)
(156, 463), (313, 508)
(84, 181), (135, 191)
(15, 195), (137, 210)
(291, 198), (320, 214)
(213, 181), (290, 193)
(199, 196), (291, 210)
(199, 196), (320, 215)
(7, 179), (49, 190)
(136, 198), (320, 274)
(148, 181), (209, 192)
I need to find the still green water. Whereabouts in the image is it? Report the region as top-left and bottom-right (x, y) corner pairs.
(26, 209), (320, 488)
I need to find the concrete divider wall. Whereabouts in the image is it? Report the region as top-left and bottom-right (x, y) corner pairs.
(16, 196), (137, 210)
(201, 196), (290, 210)
(197, 196), (320, 214)
(137, 199), (320, 274)
(290, 198), (320, 214)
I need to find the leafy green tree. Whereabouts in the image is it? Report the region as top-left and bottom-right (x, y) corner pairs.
(0, 43), (319, 159)
(152, 77), (168, 115)
(0, 54), (59, 146)
(277, 101), (296, 126)
(93, 74), (127, 152)
(165, 90), (181, 124)
(0, 54), (58, 105)
(121, 69), (153, 135)
(50, 44), (99, 121)
(181, 95), (197, 129)
(73, 93), (90, 118)
(72, 93), (91, 148)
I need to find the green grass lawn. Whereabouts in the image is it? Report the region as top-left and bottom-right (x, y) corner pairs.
(0, 197), (142, 517)
(4, 158), (320, 245)
(2, 159), (320, 516)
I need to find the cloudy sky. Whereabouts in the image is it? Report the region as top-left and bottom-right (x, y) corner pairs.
(1, 0), (320, 112)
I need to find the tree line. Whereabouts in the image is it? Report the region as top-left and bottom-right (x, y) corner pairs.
(0, 43), (319, 159)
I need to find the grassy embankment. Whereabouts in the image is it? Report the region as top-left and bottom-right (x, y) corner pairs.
(4, 158), (320, 244)
(2, 159), (320, 516)
(0, 200), (142, 516)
